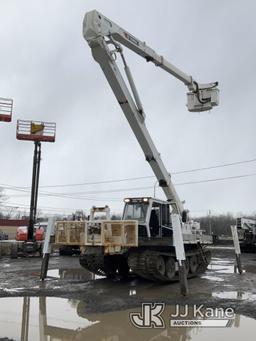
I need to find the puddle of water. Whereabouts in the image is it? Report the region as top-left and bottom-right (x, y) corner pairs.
(1, 287), (25, 293)
(47, 268), (93, 281)
(93, 274), (106, 280)
(0, 297), (96, 341)
(0, 297), (255, 341)
(47, 269), (60, 278)
(129, 289), (137, 296)
(212, 291), (256, 301)
(211, 258), (231, 264)
(242, 264), (256, 274)
(208, 246), (235, 250)
(208, 264), (235, 273)
(201, 275), (224, 282)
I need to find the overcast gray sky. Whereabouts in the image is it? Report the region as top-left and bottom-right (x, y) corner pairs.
(0, 0), (255, 217)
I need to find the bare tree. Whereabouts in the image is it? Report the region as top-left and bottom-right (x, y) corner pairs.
(0, 187), (8, 218)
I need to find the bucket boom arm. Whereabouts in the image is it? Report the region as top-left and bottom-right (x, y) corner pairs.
(83, 10), (219, 216)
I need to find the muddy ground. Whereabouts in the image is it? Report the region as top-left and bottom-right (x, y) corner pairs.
(0, 247), (256, 319)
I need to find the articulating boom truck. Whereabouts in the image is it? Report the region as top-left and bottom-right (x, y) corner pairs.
(56, 10), (219, 285)
(78, 10), (219, 283)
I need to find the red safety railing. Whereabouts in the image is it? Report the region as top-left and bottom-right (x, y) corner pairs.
(16, 119), (56, 142)
(0, 97), (13, 122)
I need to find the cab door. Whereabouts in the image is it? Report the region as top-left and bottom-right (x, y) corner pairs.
(149, 202), (161, 237)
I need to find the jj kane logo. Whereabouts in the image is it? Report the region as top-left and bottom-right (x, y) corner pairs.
(130, 303), (234, 329)
(130, 303), (165, 328)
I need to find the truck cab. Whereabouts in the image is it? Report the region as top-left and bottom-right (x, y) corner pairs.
(122, 197), (172, 238)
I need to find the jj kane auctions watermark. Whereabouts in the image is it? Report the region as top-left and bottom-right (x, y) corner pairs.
(129, 303), (235, 328)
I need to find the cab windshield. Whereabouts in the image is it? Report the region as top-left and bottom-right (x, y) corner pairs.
(123, 202), (148, 222)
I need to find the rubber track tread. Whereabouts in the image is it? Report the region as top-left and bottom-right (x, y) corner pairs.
(128, 249), (211, 282)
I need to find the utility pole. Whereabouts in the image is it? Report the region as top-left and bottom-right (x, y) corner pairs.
(208, 209), (212, 235)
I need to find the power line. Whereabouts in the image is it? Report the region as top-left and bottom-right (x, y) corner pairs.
(2, 202), (83, 212)
(1, 173), (255, 217)
(0, 184), (122, 201)
(175, 172), (256, 186)
(38, 176), (154, 188)
(0, 206), (71, 216)
(38, 157), (256, 188)
(172, 158), (256, 174)
(0, 202), (86, 216)
(40, 186), (152, 196)
(5, 192), (122, 201)
(1, 171), (256, 202)
(6, 157), (256, 189)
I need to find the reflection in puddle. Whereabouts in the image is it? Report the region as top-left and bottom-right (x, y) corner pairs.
(0, 297), (97, 341)
(0, 287), (25, 293)
(0, 297), (255, 341)
(47, 269), (60, 278)
(201, 275), (224, 282)
(47, 268), (94, 281)
(129, 289), (137, 296)
(209, 246), (235, 250)
(208, 264), (235, 274)
(212, 258), (231, 263)
(242, 264), (256, 274)
(93, 273), (106, 280)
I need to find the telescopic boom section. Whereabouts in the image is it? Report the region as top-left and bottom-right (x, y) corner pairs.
(83, 10), (219, 215)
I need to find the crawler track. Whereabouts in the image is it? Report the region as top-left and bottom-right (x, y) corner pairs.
(79, 246), (211, 282)
(128, 248), (211, 282)
(79, 253), (106, 277)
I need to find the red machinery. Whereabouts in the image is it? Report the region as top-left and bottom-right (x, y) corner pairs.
(16, 226), (44, 242)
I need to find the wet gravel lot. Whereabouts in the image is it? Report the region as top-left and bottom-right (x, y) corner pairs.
(0, 247), (256, 319)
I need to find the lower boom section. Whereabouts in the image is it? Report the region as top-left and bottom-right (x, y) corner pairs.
(79, 244), (211, 282)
